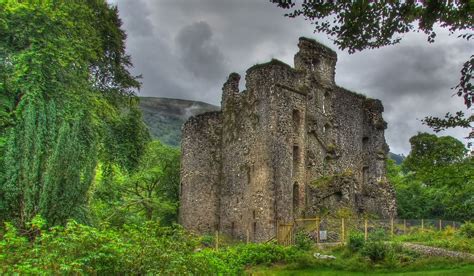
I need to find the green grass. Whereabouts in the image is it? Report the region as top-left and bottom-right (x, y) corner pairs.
(247, 241), (474, 275)
(250, 264), (474, 275)
(394, 227), (474, 254)
(250, 224), (474, 275)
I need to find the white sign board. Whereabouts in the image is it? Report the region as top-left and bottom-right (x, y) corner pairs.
(319, 230), (327, 240)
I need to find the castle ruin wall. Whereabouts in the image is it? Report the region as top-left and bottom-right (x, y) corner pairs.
(179, 37), (397, 241)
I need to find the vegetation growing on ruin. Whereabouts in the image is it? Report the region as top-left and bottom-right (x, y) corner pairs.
(310, 175), (334, 189)
(326, 142), (337, 153)
(310, 170), (353, 189)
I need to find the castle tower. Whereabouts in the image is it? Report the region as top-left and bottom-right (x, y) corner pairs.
(179, 38), (396, 241)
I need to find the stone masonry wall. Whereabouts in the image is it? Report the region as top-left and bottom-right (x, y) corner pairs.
(179, 37), (397, 241)
(179, 112), (222, 233)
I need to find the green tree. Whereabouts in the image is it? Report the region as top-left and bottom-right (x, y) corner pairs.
(91, 141), (180, 226)
(388, 158), (431, 219)
(402, 133), (467, 184)
(0, 1), (148, 228)
(122, 141), (180, 223)
(273, 1), (473, 142)
(388, 133), (474, 220)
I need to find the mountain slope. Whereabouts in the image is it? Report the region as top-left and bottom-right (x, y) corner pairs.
(388, 152), (405, 165)
(139, 97), (219, 147)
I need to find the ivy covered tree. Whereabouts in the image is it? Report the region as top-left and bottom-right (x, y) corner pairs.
(0, 1), (149, 229)
(273, 1), (473, 144)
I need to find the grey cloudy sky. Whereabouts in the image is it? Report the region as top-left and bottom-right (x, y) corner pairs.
(112, 0), (472, 155)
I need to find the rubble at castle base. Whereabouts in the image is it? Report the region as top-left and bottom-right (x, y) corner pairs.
(179, 37), (397, 242)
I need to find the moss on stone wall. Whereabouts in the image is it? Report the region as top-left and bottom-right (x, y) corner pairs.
(310, 175), (334, 188)
(310, 169), (354, 189)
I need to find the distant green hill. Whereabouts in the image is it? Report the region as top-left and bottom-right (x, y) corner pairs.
(139, 97), (219, 147)
(388, 152), (405, 165)
(139, 97), (406, 164)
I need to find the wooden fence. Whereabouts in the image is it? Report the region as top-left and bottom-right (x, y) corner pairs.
(276, 218), (463, 246)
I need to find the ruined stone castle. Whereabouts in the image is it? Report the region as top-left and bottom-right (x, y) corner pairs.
(179, 37), (396, 242)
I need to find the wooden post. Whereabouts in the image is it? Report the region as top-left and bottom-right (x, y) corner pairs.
(341, 218), (345, 244)
(452, 221), (456, 230)
(215, 230), (219, 250)
(246, 226), (250, 244)
(439, 219), (442, 231)
(316, 217), (321, 245)
(364, 218), (368, 241)
(275, 220), (279, 244)
(291, 223), (294, 246)
(390, 217), (394, 237)
(421, 219), (424, 231)
(403, 219), (407, 234)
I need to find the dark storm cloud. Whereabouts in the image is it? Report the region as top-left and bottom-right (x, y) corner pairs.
(339, 43), (468, 100)
(113, 0), (319, 103)
(111, 0), (471, 154)
(335, 34), (472, 154)
(176, 21), (227, 82)
(117, 0), (153, 37)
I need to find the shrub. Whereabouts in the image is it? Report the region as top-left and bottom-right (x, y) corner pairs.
(369, 228), (388, 241)
(196, 243), (304, 274)
(362, 240), (388, 262)
(200, 234), (215, 247)
(0, 219), (211, 275)
(295, 230), (313, 251)
(348, 231), (365, 252)
(1, 217), (309, 275)
(460, 222), (474, 238)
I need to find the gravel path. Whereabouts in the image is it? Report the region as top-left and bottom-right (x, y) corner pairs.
(402, 242), (474, 261)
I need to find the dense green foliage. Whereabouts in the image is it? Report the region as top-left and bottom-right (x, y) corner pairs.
(388, 133), (473, 220)
(91, 140), (180, 226)
(0, 1), (149, 228)
(0, 218), (205, 274)
(460, 222), (474, 238)
(3, 216), (473, 274)
(0, 216), (303, 274)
